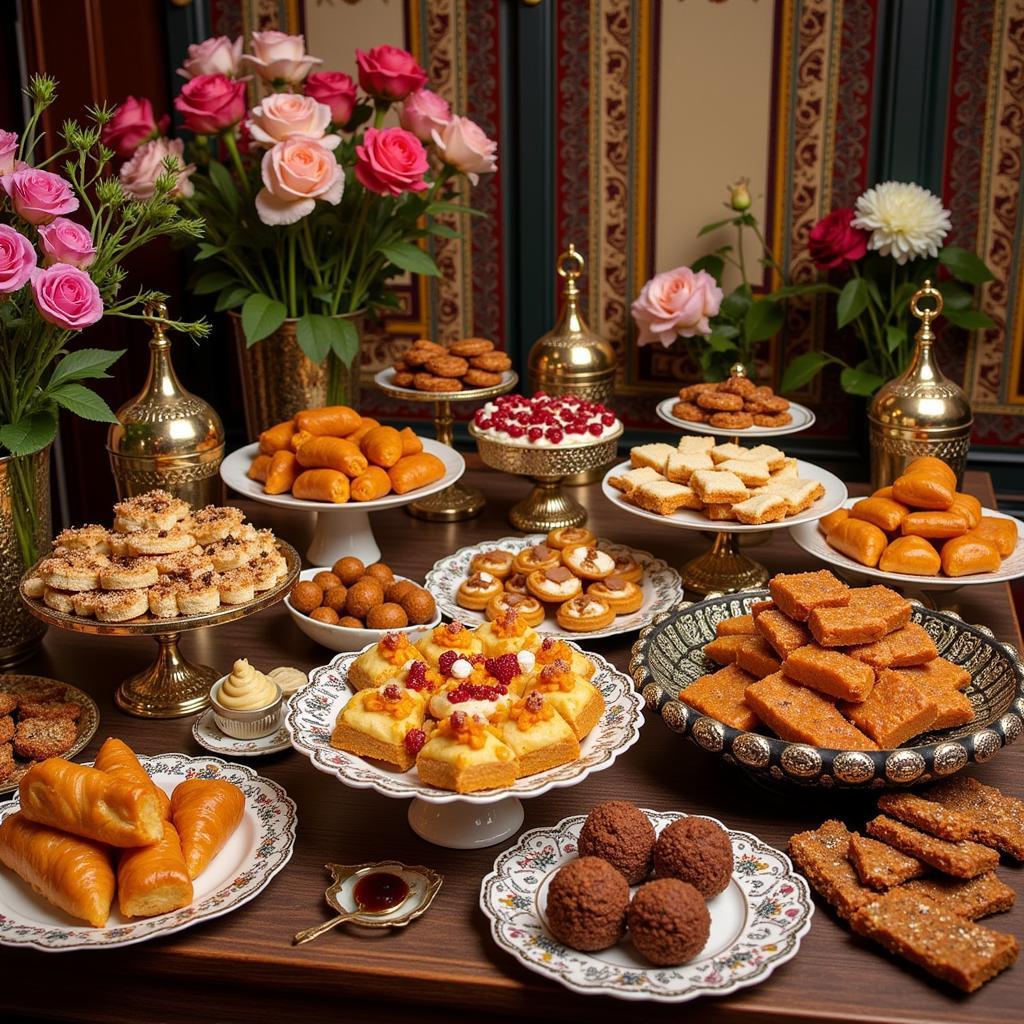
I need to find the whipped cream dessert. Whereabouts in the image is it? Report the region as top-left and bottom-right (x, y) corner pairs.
(473, 393), (621, 448)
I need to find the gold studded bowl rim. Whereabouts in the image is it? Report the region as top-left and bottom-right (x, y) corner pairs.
(470, 423), (624, 478)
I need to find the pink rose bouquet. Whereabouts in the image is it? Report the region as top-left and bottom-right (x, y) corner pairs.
(356, 46), (427, 102)
(177, 36), (243, 80)
(2, 168), (78, 224)
(244, 32), (321, 86)
(399, 89), (451, 142)
(174, 74), (247, 135)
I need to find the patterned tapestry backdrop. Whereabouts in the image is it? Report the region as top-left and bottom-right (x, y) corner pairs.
(213, 0), (1024, 449)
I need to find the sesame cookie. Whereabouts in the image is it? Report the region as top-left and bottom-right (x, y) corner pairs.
(671, 401), (708, 422)
(424, 355), (469, 378)
(696, 390), (744, 412)
(470, 351), (512, 373)
(414, 372), (461, 393)
(709, 411), (755, 429)
(464, 368), (503, 388)
(449, 337), (495, 357)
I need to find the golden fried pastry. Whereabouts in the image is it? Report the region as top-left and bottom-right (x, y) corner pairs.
(346, 578), (385, 619)
(170, 778), (245, 880)
(471, 351), (512, 372)
(117, 821), (193, 919)
(400, 587), (437, 625)
(561, 545), (616, 581)
(546, 527), (596, 550)
(332, 556), (365, 586)
(826, 518), (888, 568)
(290, 580), (322, 613)
(901, 511), (970, 540)
(322, 584), (348, 612)
(363, 563), (395, 584)
(457, 572), (505, 610)
(879, 536), (941, 576)
(609, 553), (644, 584)
(464, 369), (502, 388)
(850, 497), (910, 533)
(365, 603), (409, 630)
(485, 591), (545, 627)
(947, 492), (982, 530)
(513, 544), (561, 575)
(526, 566), (583, 604)
(310, 607), (340, 625)
(413, 372), (460, 393)
(555, 595), (615, 632)
(449, 337), (495, 357)
(586, 576), (643, 614)
(470, 549), (515, 580)
(968, 516), (1018, 557)
(941, 535), (1001, 577)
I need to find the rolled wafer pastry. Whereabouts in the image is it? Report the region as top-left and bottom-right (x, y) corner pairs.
(247, 454), (271, 483)
(295, 405), (360, 437)
(258, 420), (296, 455)
(387, 452), (445, 495)
(264, 450), (298, 495)
(117, 821), (193, 919)
(170, 778), (245, 879)
(359, 425), (403, 468)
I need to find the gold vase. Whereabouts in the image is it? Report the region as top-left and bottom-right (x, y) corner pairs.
(867, 281), (973, 490)
(230, 310), (366, 439)
(107, 303), (225, 507)
(0, 446), (51, 666)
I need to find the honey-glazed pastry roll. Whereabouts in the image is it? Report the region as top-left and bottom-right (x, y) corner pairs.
(825, 518), (888, 568)
(879, 536), (941, 576)
(295, 405), (361, 437)
(294, 436), (368, 477)
(947, 492), (982, 530)
(903, 456), (957, 489)
(0, 812), (115, 928)
(170, 778), (245, 880)
(901, 510), (970, 540)
(288, 428), (314, 452)
(892, 471), (954, 511)
(20, 758), (164, 847)
(968, 516), (1018, 557)
(359, 425), (404, 468)
(117, 821), (193, 918)
(350, 466), (392, 502)
(941, 535), (1001, 577)
(94, 737), (171, 820)
(258, 420), (296, 456)
(387, 452), (446, 495)
(818, 508), (850, 536)
(247, 454), (272, 483)
(292, 468), (350, 503)
(399, 426), (423, 456)
(264, 450), (299, 495)
(849, 497), (910, 533)
(344, 417), (380, 445)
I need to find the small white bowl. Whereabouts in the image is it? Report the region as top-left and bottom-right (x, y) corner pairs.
(210, 676), (283, 739)
(285, 568), (442, 652)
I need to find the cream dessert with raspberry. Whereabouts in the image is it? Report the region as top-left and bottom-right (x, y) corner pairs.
(473, 393), (620, 447)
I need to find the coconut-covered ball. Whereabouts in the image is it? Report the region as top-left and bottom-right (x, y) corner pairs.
(628, 879), (710, 966)
(577, 801), (657, 885)
(545, 856), (629, 952)
(653, 816), (733, 899)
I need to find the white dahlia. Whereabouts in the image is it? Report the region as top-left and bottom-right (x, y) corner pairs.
(852, 181), (951, 265)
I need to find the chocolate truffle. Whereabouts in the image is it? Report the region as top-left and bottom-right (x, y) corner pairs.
(653, 816), (733, 899)
(545, 856), (629, 952)
(628, 879), (710, 966)
(578, 801), (657, 885)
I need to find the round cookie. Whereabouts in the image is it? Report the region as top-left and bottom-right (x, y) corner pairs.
(414, 373), (461, 393)
(720, 376), (757, 397)
(471, 352), (512, 372)
(545, 856), (629, 952)
(696, 390), (744, 411)
(653, 816), (734, 899)
(464, 368), (503, 388)
(449, 337), (495, 357)
(753, 412), (793, 427)
(672, 401), (707, 423)
(393, 371), (415, 388)
(578, 801), (657, 884)
(628, 879), (710, 966)
(425, 355), (469, 379)
(709, 411), (754, 430)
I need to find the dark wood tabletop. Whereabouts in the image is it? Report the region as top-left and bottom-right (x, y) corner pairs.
(4, 466), (1022, 1024)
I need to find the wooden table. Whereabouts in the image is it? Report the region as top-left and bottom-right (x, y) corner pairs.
(4, 467), (1022, 1024)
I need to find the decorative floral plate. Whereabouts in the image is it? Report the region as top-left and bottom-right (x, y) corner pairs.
(0, 674), (100, 797)
(631, 592), (1024, 788)
(191, 709), (292, 757)
(285, 644), (644, 805)
(424, 535), (684, 640)
(0, 754), (297, 950)
(480, 810), (813, 1002)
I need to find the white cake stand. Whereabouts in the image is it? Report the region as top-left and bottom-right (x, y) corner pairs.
(221, 438), (465, 566)
(655, 396), (816, 436)
(601, 459), (847, 595)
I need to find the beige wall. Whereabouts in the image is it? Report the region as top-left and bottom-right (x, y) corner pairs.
(655, 0), (776, 292)
(303, 0), (406, 82)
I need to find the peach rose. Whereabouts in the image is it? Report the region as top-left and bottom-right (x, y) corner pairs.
(631, 266), (723, 346)
(119, 138), (195, 201)
(248, 93), (338, 149)
(255, 137), (344, 226)
(244, 31), (320, 86)
(400, 89), (451, 143)
(177, 36), (243, 79)
(431, 116), (496, 185)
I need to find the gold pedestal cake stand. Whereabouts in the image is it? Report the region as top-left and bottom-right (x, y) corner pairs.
(19, 541), (300, 718)
(374, 369), (518, 522)
(471, 424), (624, 532)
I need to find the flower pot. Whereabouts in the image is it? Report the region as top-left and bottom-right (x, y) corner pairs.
(0, 446), (51, 667)
(229, 311), (366, 440)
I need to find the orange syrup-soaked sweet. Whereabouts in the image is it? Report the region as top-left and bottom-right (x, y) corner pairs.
(534, 661), (574, 693)
(432, 622), (476, 650)
(364, 686), (417, 719)
(380, 633), (421, 667)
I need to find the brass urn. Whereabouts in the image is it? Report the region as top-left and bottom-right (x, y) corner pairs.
(527, 244), (617, 403)
(867, 281), (972, 490)
(106, 302), (225, 506)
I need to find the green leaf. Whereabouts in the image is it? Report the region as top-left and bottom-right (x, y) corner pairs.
(697, 216), (738, 237)
(692, 255), (724, 284)
(840, 365), (886, 397)
(769, 282), (836, 299)
(193, 271), (236, 295)
(720, 289), (752, 323)
(195, 242), (223, 262)
(331, 318), (359, 366)
(207, 160), (239, 214)
(836, 277), (869, 328)
(48, 383), (118, 423)
(706, 332), (738, 353)
(48, 348), (124, 389)
(426, 201), (486, 218)
(885, 325), (906, 354)
(939, 246), (994, 284)
(241, 293), (287, 346)
(709, 323), (739, 338)
(942, 307), (996, 330)
(0, 410), (58, 456)
(743, 299), (785, 343)
(295, 314), (340, 364)
(427, 222), (460, 239)
(214, 285), (250, 312)
(310, 286), (335, 305)
(936, 281), (973, 310)
(780, 351), (832, 392)
(379, 241), (440, 277)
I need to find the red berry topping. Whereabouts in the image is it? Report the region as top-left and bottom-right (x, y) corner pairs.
(525, 690), (544, 713)
(449, 710), (467, 730)
(507, 425), (524, 439)
(485, 653), (521, 686)
(404, 728), (426, 755)
(547, 428), (563, 444)
(405, 661), (429, 690)
(438, 650), (460, 676)
(381, 632), (401, 651)
(381, 683), (401, 702)
(588, 423), (603, 436)
(528, 427), (543, 442)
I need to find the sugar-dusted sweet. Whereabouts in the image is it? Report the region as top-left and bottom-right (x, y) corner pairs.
(846, 585), (911, 633)
(847, 622), (938, 670)
(899, 872), (1016, 921)
(846, 832), (926, 890)
(678, 664), (760, 731)
(755, 609), (811, 659)
(919, 776), (1024, 861)
(768, 570), (848, 622)
(787, 819), (877, 919)
(782, 645), (876, 702)
(838, 670), (937, 748)
(865, 815), (999, 878)
(876, 792), (972, 841)
(807, 604), (888, 647)
(734, 636), (782, 678)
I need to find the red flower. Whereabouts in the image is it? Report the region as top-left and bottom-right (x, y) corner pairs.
(305, 71), (358, 127)
(808, 208), (869, 269)
(354, 127), (429, 196)
(356, 46), (427, 103)
(174, 74), (247, 135)
(102, 97), (168, 159)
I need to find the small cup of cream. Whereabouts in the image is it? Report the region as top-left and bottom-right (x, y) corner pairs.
(211, 658), (283, 738)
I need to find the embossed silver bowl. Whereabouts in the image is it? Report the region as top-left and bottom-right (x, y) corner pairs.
(629, 590), (1024, 788)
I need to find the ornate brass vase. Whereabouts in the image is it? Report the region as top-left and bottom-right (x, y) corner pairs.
(868, 281), (973, 490)
(107, 303), (225, 507)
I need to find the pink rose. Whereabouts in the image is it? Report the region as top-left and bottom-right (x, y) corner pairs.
(255, 137), (344, 226)
(356, 46), (427, 103)
(243, 31), (321, 85)
(0, 224), (36, 294)
(174, 74), (247, 134)
(1, 168), (78, 225)
(431, 116), (497, 185)
(305, 72), (357, 127)
(101, 97), (167, 159)
(248, 93), (338, 149)
(0, 130), (18, 175)
(400, 89), (451, 143)
(355, 127), (429, 196)
(177, 36), (243, 79)
(31, 264), (103, 331)
(37, 218), (96, 269)
(119, 137), (195, 201)
(631, 266), (723, 346)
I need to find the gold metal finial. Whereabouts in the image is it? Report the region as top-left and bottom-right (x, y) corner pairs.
(143, 300), (169, 344)
(729, 362), (747, 379)
(909, 280), (943, 345)
(556, 244), (585, 300)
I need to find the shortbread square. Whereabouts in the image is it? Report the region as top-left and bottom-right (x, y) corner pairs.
(768, 479), (824, 514)
(608, 465), (663, 494)
(666, 450), (714, 483)
(632, 479), (701, 515)
(690, 469), (748, 504)
(745, 445), (786, 471)
(718, 458), (771, 486)
(771, 457), (800, 481)
(676, 435), (715, 453)
(710, 442), (749, 464)
(732, 493), (788, 525)
(705, 503), (737, 521)
(630, 443), (677, 473)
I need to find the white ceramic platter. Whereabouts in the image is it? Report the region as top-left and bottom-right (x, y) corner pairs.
(480, 809), (813, 1002)
(424, 535), (684, 640)
(0, 754), (296, 951)
(655, 396), (816, 437)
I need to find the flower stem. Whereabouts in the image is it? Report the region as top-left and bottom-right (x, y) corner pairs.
(223, 131), (250, 197)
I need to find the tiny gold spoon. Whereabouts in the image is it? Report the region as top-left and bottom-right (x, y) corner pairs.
(292, 870), (412, 946)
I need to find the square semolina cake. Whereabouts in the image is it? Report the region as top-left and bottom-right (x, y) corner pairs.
(715, 613), (757, 637)
(666, 450), (714, 483)
(690, 469), (749, 505)
(847, 832), (926, 890)
(678, 664), (761, 731)
(848, 888), (1019, 992)
(756, 609), (811, 659)
(416, 723), (519, 793)
(717, 458), (771, 487)
(499, 694), (580, 777)
(848, 623), (938, 670)
(750, 599), (776, 621)
(919, 777), (1024, 861)
(676, 435), (716, 454)
(838, 671), (938, 748)
(705, 503), (738, 522)
(898, 872), (1016, 921)
(732, 493), (789, 526)
(865, 816), (1000, 878)
(788, 819), (877, 918)
(880, 666), (973, 730)
(769, 570), (849, 622)
(783, 644), (876, 702)
(769, 479), (825, 515)
(710, 442), (750, 464)
(608, 465), (663, 495)
(331, 685), (428, 770)
(630, 443), (677, 473)
(524, 668), (605, 740)
(734, 636), (782, 678)
(807, 604), (889, 647)
(745, 672), (877, 750)
(632, 479), (702, 515)
(847, 585), (912, 634)
(349, 633), (426, 691)
(877, 792), (974, 842)
(892, 656), (971, 692)
(703, 634), (750, 665)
